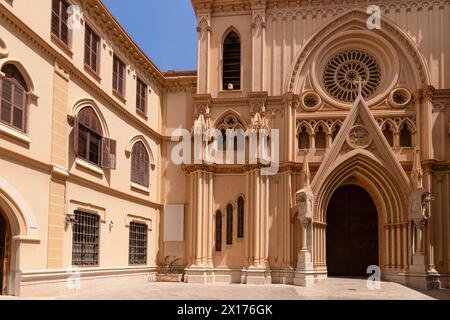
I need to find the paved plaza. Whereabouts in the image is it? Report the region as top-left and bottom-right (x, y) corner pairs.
(1, 278), (443, 300)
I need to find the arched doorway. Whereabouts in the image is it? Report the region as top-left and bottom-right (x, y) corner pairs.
(326, 185), (378, 277)
(0, 210), (11, 295)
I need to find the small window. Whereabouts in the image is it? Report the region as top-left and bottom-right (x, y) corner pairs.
(400, 124), (413, 147)
(84, 25), (100, 73)
(298, 126), (310, 150)
(113, 55), (126, 97)
(51, 0), (70, 45)
(131, 141), (150, 187)
(136, 78), (147, 115)
(74, 107), (116, 169)
(332, 125), (341, 141)
(129, 222), (148, 265)
(0, 64), (28, 132)
(237, 197), (244, 238)
(72, 211), (99, 266)
(383, 124), (394, 147)
(315, 125), (327, 149)
(226, 204), (233, 245)
(223, 31), (241, 91)
(215, 211), (222, 252)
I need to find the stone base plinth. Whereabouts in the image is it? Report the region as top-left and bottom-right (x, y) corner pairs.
(184, 266), (214, 284)
(407, 272), (441, 291)
(245, 267), (272, 285)
(293, 271), (316, 287)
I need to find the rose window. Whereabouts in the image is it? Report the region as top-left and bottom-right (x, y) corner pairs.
(323, 50), (381, 102)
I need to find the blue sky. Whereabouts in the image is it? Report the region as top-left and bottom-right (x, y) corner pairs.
(102, 0), (197, 71)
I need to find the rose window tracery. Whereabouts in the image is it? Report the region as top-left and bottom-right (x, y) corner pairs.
(323, 50), (381, 102)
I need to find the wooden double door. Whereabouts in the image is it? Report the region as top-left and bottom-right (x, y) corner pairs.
(0, 211), (10, 295)
(326, 185), (379, 277)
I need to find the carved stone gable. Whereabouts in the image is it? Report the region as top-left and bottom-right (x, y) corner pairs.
(311, 95), (412, 195)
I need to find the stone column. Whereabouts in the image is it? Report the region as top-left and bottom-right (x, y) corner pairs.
(185, 169), (214, 283)
(246, 168), (271, 285)
(294, 192), (315, 287)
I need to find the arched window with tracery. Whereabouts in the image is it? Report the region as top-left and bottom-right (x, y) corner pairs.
(131, 141), (150, 187)
(215, 210), (222, 252)
(223, 31), (241, 91)
(298, 126), (310, 150)
(0, 64), (28, 132)
(315, 125), (327, 149)
(237, 196), (244, 238)
(74, 107), (116, 169)
(226, 203), (233, 245)
(400, 123), (413, 147)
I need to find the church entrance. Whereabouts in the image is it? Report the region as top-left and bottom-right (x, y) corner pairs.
(0, 210), (10, 295)
(326, 185), (379, 277)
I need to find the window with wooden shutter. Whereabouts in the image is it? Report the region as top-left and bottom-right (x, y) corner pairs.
(136, 78), (147, 115)
(226, 203), (233, 245)
(102, 137), (117, 170)
(0, 64), (28, 132)
(223, 31), (241, 91)
(237, 197), (244, 238)
(74, 107), (103, 166)
(215, 211), (222, 252)
(51, 0), (70, 45)
(113, 55), (125, 96)
(131, 141), (150, 187)
(84, 25), (100, 73)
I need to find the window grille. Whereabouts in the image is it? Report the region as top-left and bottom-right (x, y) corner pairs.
(72, 211), (100, 266)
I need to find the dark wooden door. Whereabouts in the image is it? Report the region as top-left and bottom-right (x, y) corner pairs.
(326, 185), (379, 277)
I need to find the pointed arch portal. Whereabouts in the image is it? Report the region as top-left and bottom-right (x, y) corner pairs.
(326, 185), (378, 277)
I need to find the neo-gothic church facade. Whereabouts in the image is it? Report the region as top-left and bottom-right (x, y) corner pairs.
(0, 0), (449, 296)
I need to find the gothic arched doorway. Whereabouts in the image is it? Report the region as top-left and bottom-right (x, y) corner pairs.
(326, 185), (378, 277)
(0, 210), (11, 295)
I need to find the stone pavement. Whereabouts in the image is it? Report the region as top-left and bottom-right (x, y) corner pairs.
(1, 277), (449, 300)
(53, 277), (449, 300)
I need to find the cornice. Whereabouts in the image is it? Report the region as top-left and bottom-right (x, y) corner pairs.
(191, 0), (449, 17)
(164, 72), (197, 94)
(0, 145), (163, 210)
(82, 0), (165, 88)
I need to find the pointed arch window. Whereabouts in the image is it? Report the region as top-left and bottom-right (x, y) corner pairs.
(298, 126), (310, 150)
(237, 197), (244, 238)
(400, 123), (413, 147)
(226, 204), (233, 245)
(131, 141), (150, 188)
(332, 125), (341, 141)
(383, 123), (394, 147)
(315, 125), (327, 149)
(0, 64), (28, 132)
(74, 107), (116, 168)
(223, 31), (241, 91)
(215, 211), (223, 252)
